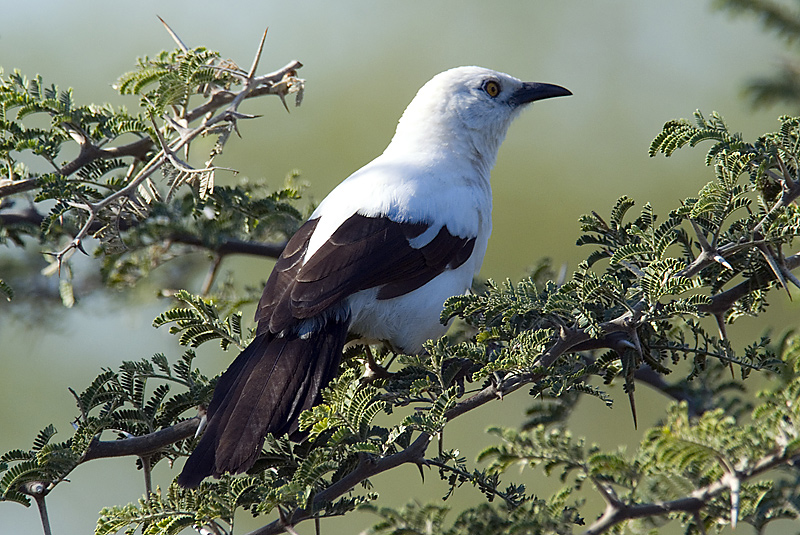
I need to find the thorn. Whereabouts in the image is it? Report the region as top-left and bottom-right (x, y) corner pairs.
(557, 262), (568, 285)
(774, 151), (797, 188)
(248, 27), (269, 80)
(616, 339), (637, 351)
(278, 92), (291, 114)
(784, 267), (800, 292)
(625, 330), (641, 429)
(711, 252), (733, 271)
(194, 413), (207, 439)
(157, 16), (189, 52)
(758, 244), (792, 299)
(627, 386), (638, 430)
(416, 461), (426, 482)
(713, 313), (728, 341)
(591, 210), (609, 231)
(226, 110), (261, 120)
(73, 238), (88, 256)
(690, 218), (712, 252)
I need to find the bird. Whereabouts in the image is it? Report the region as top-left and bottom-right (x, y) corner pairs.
(177, 66), (571, 487)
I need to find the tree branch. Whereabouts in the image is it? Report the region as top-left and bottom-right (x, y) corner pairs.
(699, 252), (800, 315)
(245, 433), (432, 535)
(582, 450), (800, 535)
(79, 418), (199, 462)
(167, 232), (286, 259)
(0, 178), (40, 199)
(0, 208), (286, 259)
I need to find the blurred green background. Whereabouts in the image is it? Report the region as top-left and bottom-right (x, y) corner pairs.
(2, 1), (798, 534)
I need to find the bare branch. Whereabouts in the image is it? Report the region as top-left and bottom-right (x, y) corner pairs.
(80, 417), (199, 462)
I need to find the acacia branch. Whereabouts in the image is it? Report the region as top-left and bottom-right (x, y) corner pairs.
(0, 207), (287, 259)
(699, 251), (800, 315)
(166, 232), (286, 258)
(583, 449), (800, 535)
(79, 418), (200, 462)
(244, 433), (432, 535)
(239, 317), (638, 534)
(0, 137), (155, 201)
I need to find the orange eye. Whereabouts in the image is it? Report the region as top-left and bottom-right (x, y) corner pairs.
(483, 80), (500, 98)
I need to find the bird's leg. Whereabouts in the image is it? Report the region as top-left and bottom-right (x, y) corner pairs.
(360, 345), (393, 382)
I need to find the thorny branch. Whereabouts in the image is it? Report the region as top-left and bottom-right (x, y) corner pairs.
(79, 418), (200, 462)
(0, 209), (287, 259)
(52, 55), (301, 266)
(582, 450), (800, 535)
(0, 24), (303, 273)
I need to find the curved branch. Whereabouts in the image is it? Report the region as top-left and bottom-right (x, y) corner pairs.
(167, 232), (286, 258)
(245, 433), (432, 535)
(583, 450), (800, 535)
(80, 418), (200, 462)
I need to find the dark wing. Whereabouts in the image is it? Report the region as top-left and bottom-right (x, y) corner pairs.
(256, 213), (476, 333)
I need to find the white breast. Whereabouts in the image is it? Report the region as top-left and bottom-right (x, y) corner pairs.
(346, 250), (482, 354)
(304, 149), (493, 354)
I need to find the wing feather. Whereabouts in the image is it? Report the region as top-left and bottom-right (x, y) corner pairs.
(257, 213), (475, 333)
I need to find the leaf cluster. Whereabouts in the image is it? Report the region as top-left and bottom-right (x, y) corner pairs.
(0, 350), (211, 507)
(473, 334), (800, 534)
(360, 493), (584, 535)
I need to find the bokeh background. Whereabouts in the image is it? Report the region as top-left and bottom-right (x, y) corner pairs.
(2, 1), (798, 534)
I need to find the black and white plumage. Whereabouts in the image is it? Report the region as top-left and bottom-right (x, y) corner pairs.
(177, 66), (570, 487)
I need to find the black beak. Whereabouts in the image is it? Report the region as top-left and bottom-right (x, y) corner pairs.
(510, 82), (572, 107)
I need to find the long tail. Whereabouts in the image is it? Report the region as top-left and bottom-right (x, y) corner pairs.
(177, 315), (349, 488)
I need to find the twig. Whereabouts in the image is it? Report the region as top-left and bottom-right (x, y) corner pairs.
(141, 455), (153, 501)
(201, 255), (223, 296)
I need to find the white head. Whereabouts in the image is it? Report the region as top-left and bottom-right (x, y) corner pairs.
(385, 66), (571, 173)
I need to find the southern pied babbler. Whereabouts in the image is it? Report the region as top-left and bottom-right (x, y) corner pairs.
(177, 66), (571, 487)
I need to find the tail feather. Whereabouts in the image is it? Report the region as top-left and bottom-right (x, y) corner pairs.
(177, 314), (348, 488)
